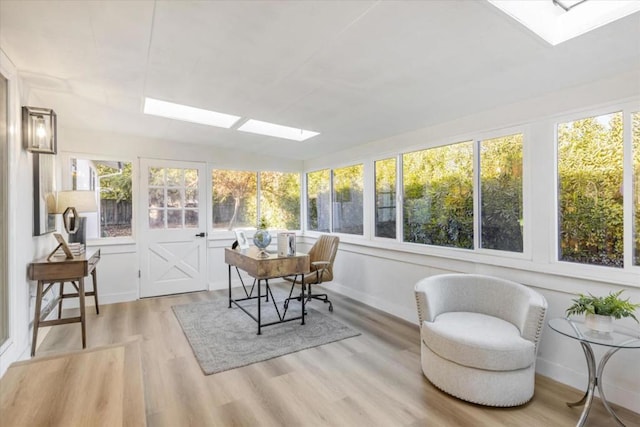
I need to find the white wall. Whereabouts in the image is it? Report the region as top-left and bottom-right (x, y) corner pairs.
(0, 50), (57, 376)
(302, 69), (640, 412)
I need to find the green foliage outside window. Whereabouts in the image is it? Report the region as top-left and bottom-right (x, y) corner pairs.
(260, 171), (301, 230)
(307, 169), (330, 232)
(212, 170), (257, 230)
(633, 112), (640, 266)
(375, 158), (397, 239)
(480, 134), (523, 252)
(558, 113), (624, 267)
(403, 142), (474, 248)
(333, 164), (364, 235)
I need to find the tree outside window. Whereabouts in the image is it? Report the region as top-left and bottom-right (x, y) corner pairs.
(375, 158), (396, 239)
(332, 164), (364, 235)
(558, 112), (623, 267)
(480, 133), (523, 252)
(73, 158), (133, 238)
(211, 170), (257, 230)
(633, 111), (640, 266)
(403, 142), (474, 248)
(307, 169), (330, 232)
(260, 171), (300, 230)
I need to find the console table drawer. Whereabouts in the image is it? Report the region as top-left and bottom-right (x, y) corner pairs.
(28, 249), (101, 281)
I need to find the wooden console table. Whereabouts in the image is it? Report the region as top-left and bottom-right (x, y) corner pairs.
(27, 248), (101, 357)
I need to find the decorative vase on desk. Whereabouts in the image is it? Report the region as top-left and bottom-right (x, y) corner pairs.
(253, 217), (271, 258)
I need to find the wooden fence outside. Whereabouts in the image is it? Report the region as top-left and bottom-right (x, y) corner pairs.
(101, 199), (132, 225)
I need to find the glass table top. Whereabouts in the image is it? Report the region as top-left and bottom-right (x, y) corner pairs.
(548, 318), (640, 349)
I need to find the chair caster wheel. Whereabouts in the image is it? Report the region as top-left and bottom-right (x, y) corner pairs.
(329, 304), (333, 312)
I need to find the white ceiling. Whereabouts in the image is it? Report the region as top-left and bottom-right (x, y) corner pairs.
(1, 0), (639, 160)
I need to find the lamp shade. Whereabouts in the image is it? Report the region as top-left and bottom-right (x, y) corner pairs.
(54, 190), (98, 214)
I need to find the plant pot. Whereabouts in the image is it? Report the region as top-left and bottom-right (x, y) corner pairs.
(585, 313), (614, 333)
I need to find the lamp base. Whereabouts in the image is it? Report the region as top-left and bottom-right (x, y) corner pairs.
(67, 216), (87, 246)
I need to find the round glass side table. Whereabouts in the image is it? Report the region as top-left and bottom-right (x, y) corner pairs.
(548, 317), (640, 427)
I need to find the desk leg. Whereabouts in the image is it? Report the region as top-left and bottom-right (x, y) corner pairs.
(257, 279), (262, 335)
(567, 342), (597, 427)
(228, 264), (232, 308)
(91, 268), (100, 315)
(301, 274), (305, 325)
(31, 280), (44, 357)
(78, 277), (87, 349)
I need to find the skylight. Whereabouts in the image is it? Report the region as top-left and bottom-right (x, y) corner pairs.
(238, 119), (320, 142)
(488, 0), (640, 45)
(143, 97), (241, 129)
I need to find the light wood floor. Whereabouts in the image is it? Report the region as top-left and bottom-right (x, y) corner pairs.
(35, 284), (640, 427)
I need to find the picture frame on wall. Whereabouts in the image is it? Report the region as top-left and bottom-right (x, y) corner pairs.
(33, 153), (57, 235)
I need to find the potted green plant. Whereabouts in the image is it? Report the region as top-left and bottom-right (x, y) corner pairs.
(565, 290), (640, 332)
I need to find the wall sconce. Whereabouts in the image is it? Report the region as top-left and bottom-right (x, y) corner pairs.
(22, 106), (57, 154)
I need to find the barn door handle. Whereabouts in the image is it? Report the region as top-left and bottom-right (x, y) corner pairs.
(195, 232), (206, 237)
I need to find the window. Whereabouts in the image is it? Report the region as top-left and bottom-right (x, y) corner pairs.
(403, 142), (474, 248)
(332, 164), (364, 235)
(260, 171), (300, 230)
(307, 169), (331, 232)
(71, 158), (133, 238)
(211, 170), (257, 230)
(557, 112), (623, 267)
(148, 167), (199, 229)
(633, 111), (640, 266)
(212, 169), (301, 231)
(375, 158), (396, 238)
(480, 133), (523, 252)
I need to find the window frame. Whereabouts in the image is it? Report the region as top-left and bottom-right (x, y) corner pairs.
(552, 102), (640, 273)
(373, 156), (398, 240)
(60, 152), (137, 245)
(209, 166), (303, 236)
(304, 163), (366, 238)
(475, 127), (529, 258)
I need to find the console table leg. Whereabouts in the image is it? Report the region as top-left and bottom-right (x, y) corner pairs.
(91, 268), (100, 315)
(57, 282), (64, 319)
(79, 277), (87, 349)
(31, 280), (44, 357)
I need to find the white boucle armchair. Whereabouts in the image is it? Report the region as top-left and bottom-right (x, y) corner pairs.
(414, 274), (547, 407)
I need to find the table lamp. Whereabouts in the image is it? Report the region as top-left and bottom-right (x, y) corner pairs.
(54, 190), (98, 245)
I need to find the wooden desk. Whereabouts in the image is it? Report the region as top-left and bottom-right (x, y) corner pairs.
(0, 339), (146, 426)
(225, 247), (309, 334)
(28, 248), (101, 357)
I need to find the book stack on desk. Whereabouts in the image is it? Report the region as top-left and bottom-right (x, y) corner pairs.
(53, 243), (85, 258)
(68, 243), (85, 256)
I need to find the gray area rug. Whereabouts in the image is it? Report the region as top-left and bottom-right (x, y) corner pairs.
(172, 289), (360, 375)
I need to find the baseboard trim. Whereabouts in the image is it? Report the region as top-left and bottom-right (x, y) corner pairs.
(322, 281), (418, 325)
